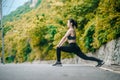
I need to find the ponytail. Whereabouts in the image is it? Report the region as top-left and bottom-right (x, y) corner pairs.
(69, 18), (78, 28)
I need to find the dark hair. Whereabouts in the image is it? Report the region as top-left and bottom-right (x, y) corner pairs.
(69, 18), (77, 28)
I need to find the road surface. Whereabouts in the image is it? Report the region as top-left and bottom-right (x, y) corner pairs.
(0, 64), (120, 80)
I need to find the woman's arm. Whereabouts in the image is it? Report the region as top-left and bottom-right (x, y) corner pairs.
(57, 29), (71, 47)
(57, 36), (67, 47)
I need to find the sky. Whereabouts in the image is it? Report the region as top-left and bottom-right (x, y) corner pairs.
(2, 0), (29, 16)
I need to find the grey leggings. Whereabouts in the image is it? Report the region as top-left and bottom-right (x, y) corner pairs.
(56, 43), (101, 62)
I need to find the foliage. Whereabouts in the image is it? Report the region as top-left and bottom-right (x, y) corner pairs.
(84, 25), (95, 52)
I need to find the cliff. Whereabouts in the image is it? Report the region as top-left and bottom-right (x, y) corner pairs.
(96, 38), (120, 65)
(75, 38), (120, 65)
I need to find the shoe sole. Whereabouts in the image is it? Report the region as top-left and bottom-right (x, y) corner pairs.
(96, 62), (105, 67)
(52, 64), (62, 67)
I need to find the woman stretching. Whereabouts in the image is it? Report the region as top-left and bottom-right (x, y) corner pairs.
(53, 19), (104, 67)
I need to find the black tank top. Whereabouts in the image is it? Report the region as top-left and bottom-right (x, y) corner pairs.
(67, 35), (76, 40)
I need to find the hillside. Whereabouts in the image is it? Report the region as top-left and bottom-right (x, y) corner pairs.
(0, 0), (120, 63)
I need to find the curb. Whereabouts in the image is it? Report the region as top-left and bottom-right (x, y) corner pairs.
(99, 67), (120, 74)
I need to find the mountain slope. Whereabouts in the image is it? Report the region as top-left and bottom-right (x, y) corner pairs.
(0, 0), (120, 63)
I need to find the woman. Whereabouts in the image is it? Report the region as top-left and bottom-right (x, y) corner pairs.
(53, 19), (104, 67)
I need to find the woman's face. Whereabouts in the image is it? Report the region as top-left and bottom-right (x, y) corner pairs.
(67, 20), (72, 28)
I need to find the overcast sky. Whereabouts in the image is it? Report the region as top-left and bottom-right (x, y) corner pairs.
(2, 0), (29, 16)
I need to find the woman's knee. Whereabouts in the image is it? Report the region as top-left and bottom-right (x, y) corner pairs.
(57, 47), (61, 50)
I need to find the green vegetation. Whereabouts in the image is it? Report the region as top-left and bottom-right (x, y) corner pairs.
(0, 0), (120, 63)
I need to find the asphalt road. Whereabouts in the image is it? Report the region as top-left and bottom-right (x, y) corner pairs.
(0, 64), (120, 80)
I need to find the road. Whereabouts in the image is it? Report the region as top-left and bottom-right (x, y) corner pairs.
(0, 64), (120, 80)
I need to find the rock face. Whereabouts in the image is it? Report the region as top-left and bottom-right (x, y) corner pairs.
(30, 0), (38, 8)
(96, 37), (120, 65)
(74, 38), (120, 65)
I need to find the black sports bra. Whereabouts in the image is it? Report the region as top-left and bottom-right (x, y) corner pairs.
(67, 35), (76, 40)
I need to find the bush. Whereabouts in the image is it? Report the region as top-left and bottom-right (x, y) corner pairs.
(84, 25), (95, 52)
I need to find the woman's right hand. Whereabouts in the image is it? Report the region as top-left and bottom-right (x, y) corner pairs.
(56, 44), (61, 48)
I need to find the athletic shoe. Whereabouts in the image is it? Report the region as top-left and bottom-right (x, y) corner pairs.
(96, 60), (105, 67)
(52, 62), (62, 67)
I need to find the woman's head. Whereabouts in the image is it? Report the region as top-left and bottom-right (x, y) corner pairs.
(67, 18), (77, 28)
